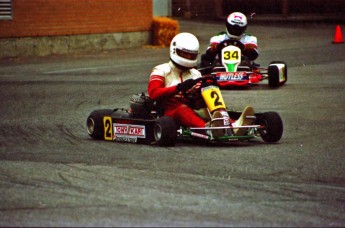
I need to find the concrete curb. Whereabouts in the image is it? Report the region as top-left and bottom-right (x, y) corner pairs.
(0, 31), (151, 59)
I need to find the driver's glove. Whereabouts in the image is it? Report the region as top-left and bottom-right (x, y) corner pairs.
(176, 78), (196, 92)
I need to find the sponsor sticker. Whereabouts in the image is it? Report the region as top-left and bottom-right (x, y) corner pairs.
(113, 123), (146, 141)
(114, 136), (138, 143)
(220, 111), (231, 126)
(216, 72), (247, 81)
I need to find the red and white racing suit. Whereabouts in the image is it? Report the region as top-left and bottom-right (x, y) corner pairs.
(210, 33), (258, 51)
(148, 61), (206, 128)
(209, 32), (258, 59)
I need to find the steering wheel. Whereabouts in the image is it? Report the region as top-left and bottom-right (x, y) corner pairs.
(182, 75), (219, 100)
(217, 38), (245, 52)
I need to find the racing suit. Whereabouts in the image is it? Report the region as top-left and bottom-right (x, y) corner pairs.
(148, 61), (206, 128)
(201, 32), (259, 67)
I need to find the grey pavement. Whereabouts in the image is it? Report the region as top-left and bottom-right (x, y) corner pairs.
(0, 19), (344, 226)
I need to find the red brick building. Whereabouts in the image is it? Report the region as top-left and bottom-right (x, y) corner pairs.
(0, 0), (152, 38)
(0, 0), (153, 57)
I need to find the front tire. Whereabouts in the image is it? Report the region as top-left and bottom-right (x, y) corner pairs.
(154, 116), (177, 147)
(255, 112), (283, 143)
(86, 109), (113, 139)
(268, 61), (287, 87)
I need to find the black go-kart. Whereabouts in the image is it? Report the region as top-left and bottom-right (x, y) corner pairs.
(86, 77), (283, 147)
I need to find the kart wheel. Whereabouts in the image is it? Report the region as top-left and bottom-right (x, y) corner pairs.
(256, 112), (283, 143)
(86, 109), (113, 139)
(154, 116), (177, 147)
(268, 61), (287, 87)
(268, 65), (279, 87)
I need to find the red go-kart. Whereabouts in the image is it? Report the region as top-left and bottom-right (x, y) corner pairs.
(199, 39), (287, 88)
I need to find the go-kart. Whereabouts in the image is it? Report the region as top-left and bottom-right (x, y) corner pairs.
(199, 39), (287, 88)
(86, 77), (283, 147)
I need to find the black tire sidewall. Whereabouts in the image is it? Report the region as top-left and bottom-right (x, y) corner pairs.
(256, 112), (283, 143)
(154, 116), (177, 147)
(86, 109), (113, 139)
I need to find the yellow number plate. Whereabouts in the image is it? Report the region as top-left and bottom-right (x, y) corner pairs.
(201, 86), (226, 112)
(103, 116), (113, 140)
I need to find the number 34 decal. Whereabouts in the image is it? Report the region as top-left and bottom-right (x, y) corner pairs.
(223, 50), (239, 60)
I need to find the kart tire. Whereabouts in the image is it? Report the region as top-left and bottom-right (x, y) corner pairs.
(86, 109), (114, 140)
(268, 61), (287, 87)
(154, 116), (177, 147)
(255, 112), (283, 143)
(271, 61), (288, 85)
(268, 65), (280, 87)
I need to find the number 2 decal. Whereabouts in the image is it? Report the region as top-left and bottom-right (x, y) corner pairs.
(201, 86), (226, 112)
(103, 116), (113, 140)
(211, 91), (223, 107)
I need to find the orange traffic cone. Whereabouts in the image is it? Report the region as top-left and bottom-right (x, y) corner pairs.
(332, 25), (344, 44)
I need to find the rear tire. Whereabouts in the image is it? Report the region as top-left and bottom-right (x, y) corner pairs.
(255, 112), (283, 143)
(86, 109), (113, 139)
(154, 116), (177, 147)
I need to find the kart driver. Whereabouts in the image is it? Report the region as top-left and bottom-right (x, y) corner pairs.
(200, 12), (259, 68)
(148, 32), (254, 137)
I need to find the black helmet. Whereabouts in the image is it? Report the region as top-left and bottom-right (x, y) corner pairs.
(226, 12), (247, 39)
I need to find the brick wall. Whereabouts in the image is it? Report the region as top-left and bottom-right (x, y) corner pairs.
(0, 0), (152, 38)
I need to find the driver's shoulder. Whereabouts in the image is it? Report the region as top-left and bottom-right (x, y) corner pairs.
(240, 33), (258, 43)
(242, 33), (257, 39)
(154, 62), (171, 72)
(151, 62), (172, 77)
(190, 68), (202, 77)
(211, 32), (229, 43)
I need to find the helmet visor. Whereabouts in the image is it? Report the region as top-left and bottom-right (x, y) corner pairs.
(227, 24), (247, 37)
(176, 48), (198, 60)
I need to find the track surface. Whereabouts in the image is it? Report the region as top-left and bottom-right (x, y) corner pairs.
(1, 20), (344, 226)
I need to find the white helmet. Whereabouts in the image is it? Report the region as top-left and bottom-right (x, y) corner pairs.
(226, 12), (247, 39)
(170, 32), (199, 69)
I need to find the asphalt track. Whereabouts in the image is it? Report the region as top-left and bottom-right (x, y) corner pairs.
(0, 20), (344, 226)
